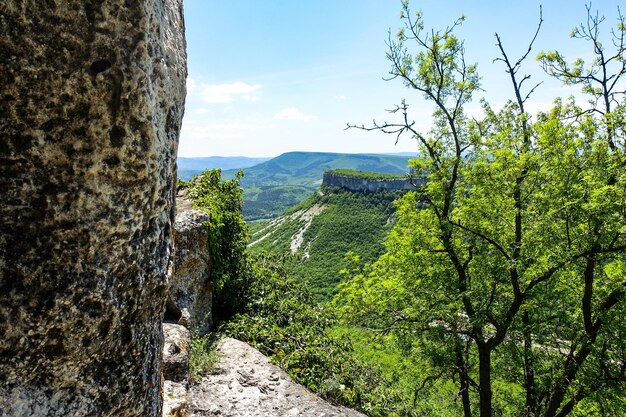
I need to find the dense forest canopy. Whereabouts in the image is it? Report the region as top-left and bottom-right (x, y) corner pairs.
(337, 1), (626, 416)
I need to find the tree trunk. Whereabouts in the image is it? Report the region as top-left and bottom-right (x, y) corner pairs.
(456, 340), (473, 417)
(523, 310), (537, 416)
(478, 344), (493, 417)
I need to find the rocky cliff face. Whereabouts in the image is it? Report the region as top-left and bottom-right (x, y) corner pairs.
(0, 1), (186, 416)
(166, 189), (213, 335)
(322, 172), (418, 192)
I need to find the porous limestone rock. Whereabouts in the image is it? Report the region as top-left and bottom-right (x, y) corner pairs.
(187, 338), (367, 417)
(163, 380), (189, 417)
(0, 1), (186, 416)
(162, 323), (191, 417)
(165, 189), (212, 334)
(163, 323), (191, 383)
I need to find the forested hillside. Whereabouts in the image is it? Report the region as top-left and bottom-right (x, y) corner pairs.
(249, 186), (404, 301)
(223, 151), (413, 220)
(186, 170), (409, 415)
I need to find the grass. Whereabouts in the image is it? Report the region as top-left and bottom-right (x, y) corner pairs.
(189, 333), (219, 381)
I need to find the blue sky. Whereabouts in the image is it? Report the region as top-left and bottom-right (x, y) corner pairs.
(179, 1), (624, 157)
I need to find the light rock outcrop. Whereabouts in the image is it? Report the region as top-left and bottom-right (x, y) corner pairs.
(163, 323), (192, 383)
(0, 1), (186, 416)
(163, 380), (189, 417)
(162, 324), (191, 417)
(322, 171), (419, 193)
(187, 338), (367, 417)
(166, 189), (212, 334)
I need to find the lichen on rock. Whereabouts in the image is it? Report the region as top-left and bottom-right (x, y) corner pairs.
(0, 0), (187, 416)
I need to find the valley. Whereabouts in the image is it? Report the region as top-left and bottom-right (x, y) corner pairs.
(178, 151), (414, 220)
(178, 153), (415, 301)
(249, 185), (406, 301)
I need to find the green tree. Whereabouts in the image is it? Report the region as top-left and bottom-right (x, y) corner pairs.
(221, 252), (392, 414)
(338, 2), (626, 416)
(186, 169), (250, 319)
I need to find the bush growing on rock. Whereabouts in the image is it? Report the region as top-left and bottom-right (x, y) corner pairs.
(185, 169), (250, 320)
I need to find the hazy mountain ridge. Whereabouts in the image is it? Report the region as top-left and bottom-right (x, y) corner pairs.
(217, 151), (414, 220)
(223, 151), (413, 187)
(178, 156), (271, 181)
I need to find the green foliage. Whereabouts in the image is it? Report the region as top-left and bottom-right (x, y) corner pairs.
(242, 184), (313, 220)
(326, 169), (407, 180)
(338, 2), (626, 416)
(330, 325), (470, 417)
(185, 169), (250, 319)
(390, 1), (478, 109)
(189, 333), (218, 381)
(537, 3), (626, 116)
(250, 187), (402, 301)
(221, 252), (414, 415)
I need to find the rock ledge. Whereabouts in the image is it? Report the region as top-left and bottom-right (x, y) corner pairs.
(187, 337), (366, 417)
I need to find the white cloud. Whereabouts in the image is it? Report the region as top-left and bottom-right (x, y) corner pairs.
(201, 82), (261, 103)
(243, 95), (260, 102)
(195, 108), (212, 115)
(273, 107), (318, 121)
(186, 77), (196, 93)
(336, 95), (347, 100)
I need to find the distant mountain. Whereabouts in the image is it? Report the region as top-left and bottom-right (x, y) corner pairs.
(223, 151), (412, 187)
(178, 156), (271, 181)
(221, 151), (413, 220)
(249, 185), (405, 301)
(381, 152), (418, 157)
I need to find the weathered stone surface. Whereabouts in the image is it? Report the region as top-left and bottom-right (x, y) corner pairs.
(322, 172), (420, 193)
(162, 324), (190, 416)
(0, 1), (186, 416)
(187, 338), (366, 417)
(163, 323), (191, 383)
(163, 380), (189, 417)
(166, 190), (212, 334)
